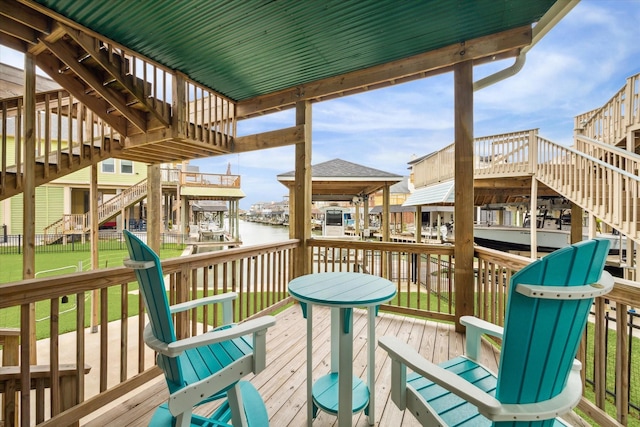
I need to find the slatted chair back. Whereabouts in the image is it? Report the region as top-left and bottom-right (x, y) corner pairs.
(496, 238), (610, 413)
(123, 230), (184, 390)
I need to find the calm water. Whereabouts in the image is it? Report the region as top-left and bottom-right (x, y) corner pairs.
(237, 220), (290, 246)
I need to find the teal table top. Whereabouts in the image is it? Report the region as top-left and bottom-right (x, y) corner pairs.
(288, 272), (396, 307)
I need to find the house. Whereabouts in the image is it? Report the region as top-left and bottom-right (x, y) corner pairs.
(0, 2), (637, 427)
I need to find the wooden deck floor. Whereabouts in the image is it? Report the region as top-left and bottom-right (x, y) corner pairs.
(82, 305), (585, 426)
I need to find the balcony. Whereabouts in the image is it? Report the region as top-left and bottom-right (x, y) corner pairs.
(0, 238), (638, 426)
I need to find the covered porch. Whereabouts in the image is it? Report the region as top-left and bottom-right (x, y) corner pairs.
(1, 0), (638, 426)
(0, 238), (636, 426)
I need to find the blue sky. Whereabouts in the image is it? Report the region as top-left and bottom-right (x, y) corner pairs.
(202, 0), (640, 210)
(2, 1), (639, 210)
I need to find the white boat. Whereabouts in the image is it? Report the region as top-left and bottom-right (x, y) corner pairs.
(474, 225), (626, 254)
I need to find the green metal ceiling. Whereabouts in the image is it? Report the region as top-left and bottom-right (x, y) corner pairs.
(35, 0), (557, 102)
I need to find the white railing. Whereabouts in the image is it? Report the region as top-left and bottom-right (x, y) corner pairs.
(411, 129), (538, 188)
(536, 135), (640, 241)
(575, 72), (640, 145)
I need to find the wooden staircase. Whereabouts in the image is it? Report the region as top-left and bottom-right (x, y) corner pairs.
(548, 72), (640, 244)
(535, 135), (640, 245)
(42, 178), (149, 243)
(1, 0), (238, 200)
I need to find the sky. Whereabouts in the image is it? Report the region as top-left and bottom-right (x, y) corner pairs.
(2, 0), (639, 211)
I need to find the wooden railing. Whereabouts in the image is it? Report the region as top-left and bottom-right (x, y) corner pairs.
(97, 179), (149, 224)
(412, 142), (454, 188)
(0, 239), (638, 425)
(472, 129), (537, 179)
(474, 245), (640, 426)
(308, 239), (456, 322)
(536, 135), (640, 243)
(0, 90), (118, 201)
(181, 171), (241, 188)
(42, 179), (149, 240)
(574, 134), (640, 175)
(182, 77), (236, 150)
(411, 129), (537, 188)
(575, 72), (640, 146)
(0, 239), (296, 426)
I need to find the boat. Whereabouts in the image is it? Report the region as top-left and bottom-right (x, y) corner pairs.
(473, 208), (626, 255)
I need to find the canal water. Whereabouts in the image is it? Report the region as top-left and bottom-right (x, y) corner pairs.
(237, 220), (291, 246)
(235, 220), (329, 245)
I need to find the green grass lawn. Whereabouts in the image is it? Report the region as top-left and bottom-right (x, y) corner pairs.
(0, 247), (185, 284)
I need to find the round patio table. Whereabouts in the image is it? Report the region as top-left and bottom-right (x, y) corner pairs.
(288, 272), (396, 427)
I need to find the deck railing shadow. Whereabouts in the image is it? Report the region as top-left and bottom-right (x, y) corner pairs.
(0, 239), (638, 426)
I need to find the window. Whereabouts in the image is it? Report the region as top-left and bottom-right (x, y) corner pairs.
(101, 158), (115, 173)
(121, 160), (133, 174)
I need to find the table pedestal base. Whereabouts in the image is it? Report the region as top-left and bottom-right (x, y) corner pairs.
(312, 373), (369, 418)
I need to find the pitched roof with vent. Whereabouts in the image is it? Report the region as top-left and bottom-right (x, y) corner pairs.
(277, 158), (403, 202)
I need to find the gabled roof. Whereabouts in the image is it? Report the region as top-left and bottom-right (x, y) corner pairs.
(277, 158), (403, 202)
(17, 0), (560, 112)
(278, 159), (401, 180)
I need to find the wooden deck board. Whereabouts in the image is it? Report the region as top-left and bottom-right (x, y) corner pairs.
(80, 305), (518, 426)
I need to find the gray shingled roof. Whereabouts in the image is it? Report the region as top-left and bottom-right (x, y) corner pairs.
(277, 159), (402, 179)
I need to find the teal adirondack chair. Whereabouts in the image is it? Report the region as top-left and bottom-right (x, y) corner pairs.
(123, 230), (275, 427)
(380, 238), (614, 426)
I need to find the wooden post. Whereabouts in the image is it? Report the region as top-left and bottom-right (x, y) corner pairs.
(382, 186), (390, 242)
(147, 164), (161, 253)
(172, 73), (186, 138)
(90, 164), (99, 332)
(529, 178), (538, 259)
(364, 196), (370, 232)
(23, 53), (38, 378)
(293, 100), (312, 277)
(415, 206), (422, 243)
(381, 185), (390, 278)
(453, 60), (474, 332)
(570, 203), (583, 244)
(288, 188), (295, 239)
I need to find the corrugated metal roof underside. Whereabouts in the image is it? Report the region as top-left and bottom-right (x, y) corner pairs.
(35, 0), (557, 101)
(403, 181), (455, 206)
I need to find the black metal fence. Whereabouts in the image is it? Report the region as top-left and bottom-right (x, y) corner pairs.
(0, 232), (187, 255)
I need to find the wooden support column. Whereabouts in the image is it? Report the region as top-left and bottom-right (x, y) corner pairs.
(529, 178), (538, 259)
(293, 101), (312, 277)
(23, 53), (38, 370)
(415, 206), (422, 243)
(288, 188), (295, 239)
(570, 203), (583, 244)
(453, 60), (474, 332)
(147, 164), (161, 253)
(364, 196), (370, 232)
(381, 185), (390, 278)
(382, 186), (390, 242)
(21, 52), (37, 426)
(172, 73), (186, 138)
(90, 164), (99, 333)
